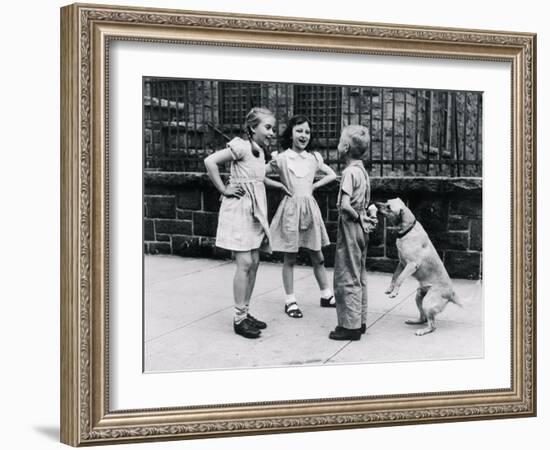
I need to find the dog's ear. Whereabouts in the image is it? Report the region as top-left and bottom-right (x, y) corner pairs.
(398, 207), (404, 224)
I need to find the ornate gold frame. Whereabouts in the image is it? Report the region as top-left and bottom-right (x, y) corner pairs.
(60, 3), (536, 446)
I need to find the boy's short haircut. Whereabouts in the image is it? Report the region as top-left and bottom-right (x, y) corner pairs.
(342, 125), (370, 159)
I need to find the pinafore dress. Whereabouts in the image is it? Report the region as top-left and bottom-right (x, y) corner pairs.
(269, 149), (330, 253)
(215, 138), (271, 253)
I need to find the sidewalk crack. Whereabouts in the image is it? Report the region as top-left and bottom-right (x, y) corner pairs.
(145, 305), (233, 343)
(323, 288), (416, 364)
(145, 272), (312, 343)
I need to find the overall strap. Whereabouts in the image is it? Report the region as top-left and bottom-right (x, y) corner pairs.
(355, 163), (371, 211)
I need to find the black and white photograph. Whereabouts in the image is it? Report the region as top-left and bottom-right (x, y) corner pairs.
(6, 0), (535, 448)
(143, 77), (483, 372)
(1, 0), (546, 446)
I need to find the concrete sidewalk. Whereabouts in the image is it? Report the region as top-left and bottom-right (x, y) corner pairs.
(144, 255), (483, 373)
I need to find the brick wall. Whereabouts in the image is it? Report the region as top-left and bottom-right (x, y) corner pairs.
(144, 172), (482, 279)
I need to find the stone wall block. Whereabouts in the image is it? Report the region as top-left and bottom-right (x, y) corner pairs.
(193, 212), (218, 237)
(145, 196), (176, 219)
(176, 188), (201, 210)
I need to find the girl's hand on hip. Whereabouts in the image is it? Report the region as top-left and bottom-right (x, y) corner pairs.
(281, 184), (292, 197)
(223, 184), (245, 198)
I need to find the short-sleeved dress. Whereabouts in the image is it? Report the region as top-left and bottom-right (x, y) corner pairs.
(215, 137), (271, 253)
(269, 149), (330, 253)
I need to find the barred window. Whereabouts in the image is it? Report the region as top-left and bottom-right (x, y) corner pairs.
(143, 78), (481, 176)
(219, 81), (262, 131)
(293, 85), (342, 148)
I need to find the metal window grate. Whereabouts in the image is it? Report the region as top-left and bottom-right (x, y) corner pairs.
(144, 78), (224, 171)
(341, 87), (482, 176)
(219, 82), (262, 131)
(144, 78), (482, 177)
(294, 84), (341, 144)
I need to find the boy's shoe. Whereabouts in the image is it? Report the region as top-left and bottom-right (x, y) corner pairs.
(320, 295), (336, 308)
(333, 324), (366, 335)
(234, 319), (261, 339)
(329, 326), (362, 341)
(246, 313), (267, 329)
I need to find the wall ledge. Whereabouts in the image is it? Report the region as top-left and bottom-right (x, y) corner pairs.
(145, 171), (482, 195)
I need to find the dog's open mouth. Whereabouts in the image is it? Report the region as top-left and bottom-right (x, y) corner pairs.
(374, 205), (390, 216)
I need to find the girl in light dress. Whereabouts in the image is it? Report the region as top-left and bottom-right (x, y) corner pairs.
(267, 115), (337, 318)
(204, 107), (289, 339)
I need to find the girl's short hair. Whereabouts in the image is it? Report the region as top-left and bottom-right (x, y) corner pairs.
(342, 125), (370, 159)
(279, 115), (314, 151)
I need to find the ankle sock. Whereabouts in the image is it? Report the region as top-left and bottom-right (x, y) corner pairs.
(285, 293), (297, 304)
(234, 305), (248, 324)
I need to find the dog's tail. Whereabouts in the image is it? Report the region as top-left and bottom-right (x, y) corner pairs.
(449, 279), (482, 308)
(449, 291), (464, 308)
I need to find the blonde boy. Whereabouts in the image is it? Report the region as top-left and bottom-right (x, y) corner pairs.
(329, 125), (377, 341)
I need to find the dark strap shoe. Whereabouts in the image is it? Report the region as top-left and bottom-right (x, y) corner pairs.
(320, 296), (336, 307)
(246, 314), (267, 329)
(234, 319), (261, 339)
